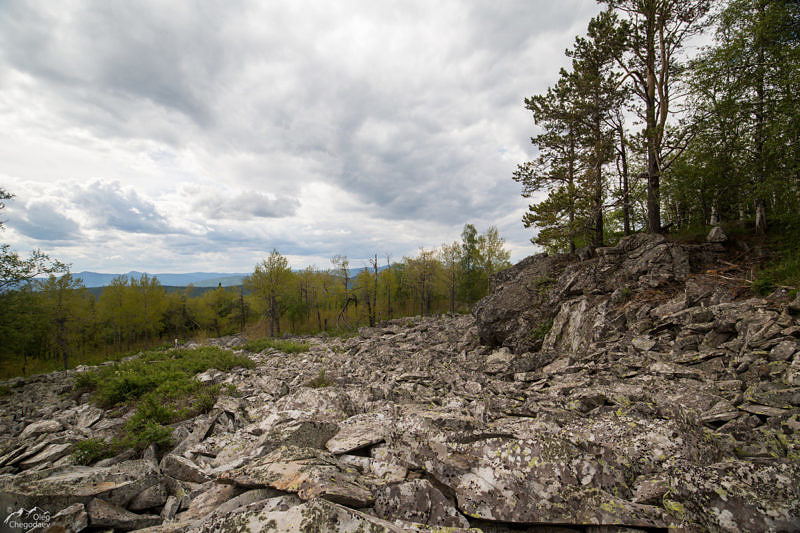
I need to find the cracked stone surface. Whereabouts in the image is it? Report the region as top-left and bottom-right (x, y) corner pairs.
(1, 234), (800, 531)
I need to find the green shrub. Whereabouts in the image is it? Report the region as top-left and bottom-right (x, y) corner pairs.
(530, 318), (554, 341)
(72, 438), (114, 465)
(72, 346), (252, 451)
(307, 369), (332, 388)
(243, 338), (310, 354)
(752, 276), (777, 296)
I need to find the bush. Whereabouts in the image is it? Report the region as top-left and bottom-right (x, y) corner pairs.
(72, 438), (114, 465)
(530, 318), (554, 341)
(243, 338), (310, 354)
(72, 346), (252, 451)
(306, 369), (332, 388)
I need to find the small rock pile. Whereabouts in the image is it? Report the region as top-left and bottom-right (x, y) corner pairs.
(0, 233), (799, 532)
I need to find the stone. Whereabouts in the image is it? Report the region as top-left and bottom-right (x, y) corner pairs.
(0, 459), (161, 513)
(374, 479), (470, 528)
(218, 445), (373, 508)
(18, 420), (63, 440)
(160, 495), (179, 521)
(128, 483), (168, 511)
(86, 497), (160, 530)
(326, 412), (388, 454)
(17, 442), (72, 469)
(27, 503), (88, 533)
(159, 454), (209, 484)
(707, 225), (728, 243)
(194, 497), (407, 533)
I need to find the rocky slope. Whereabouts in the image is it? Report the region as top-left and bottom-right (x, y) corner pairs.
(1, 232), (800, 532)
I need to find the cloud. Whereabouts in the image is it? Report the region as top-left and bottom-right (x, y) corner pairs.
(5, 200), (81, 242)
(191, 189), (299, 221)
(0, 1), (602, 271)
(73, 180), (174, 234)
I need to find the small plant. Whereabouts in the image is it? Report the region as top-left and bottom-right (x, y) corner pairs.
(530, 318), (554, 341)
(0, 385), (11, 397)
(243, 338), (310, 354)
(72, 438), (114, 465)
(72, 346), (252, 451)
(307, 369), (332, 388)
(620, 286), (634, 299)
(532, 276), (555, 295)
(751, 276), (776, 296)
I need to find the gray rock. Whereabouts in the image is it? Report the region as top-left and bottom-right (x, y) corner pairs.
(128, 483), (168, 511)
(374, 479), (470, 528)
(707, 225), (728, 243)
(159, 454), (209, 484)
(0, 459), (161, 513)
(27, 502), (88, 533)
(160, 495), (179, 521)
(218, 445), (373, 508)
(326, 412), (388, 454)
(86, 497), (160, 530)
(18, 420), (63, 440)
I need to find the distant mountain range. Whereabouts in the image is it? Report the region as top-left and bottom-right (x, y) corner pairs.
(70, 265), (388, 288)
(71, 271), (250, 288)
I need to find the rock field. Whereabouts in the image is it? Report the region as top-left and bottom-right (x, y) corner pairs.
(1, 232), (800, 532)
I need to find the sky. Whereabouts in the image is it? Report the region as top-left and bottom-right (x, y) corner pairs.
(0, 1), (602, 273)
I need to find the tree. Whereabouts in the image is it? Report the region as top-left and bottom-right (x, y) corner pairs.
(514, 74), (586, 252)
(458, 224), (487, 303)
(477, 226), (511, 289)
(1, 188), (67, 291)
(600, 0), (711, 232)
(245, 250), (292, 337)
(568, 10), (627, 247)
(439, 242), (461, 313)
(684, 0), (800, 232)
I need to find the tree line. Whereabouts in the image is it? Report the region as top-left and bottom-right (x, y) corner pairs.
(0, 219), (509, 376)
(515, 0), (799, 252)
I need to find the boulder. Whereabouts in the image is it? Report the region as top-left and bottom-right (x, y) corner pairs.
(159, 454), (209, 484)
(217, 445), (373, 508)
(0, 459), (161, 513)
(374, 479), (470, 528)
(86, 497), (160, 530)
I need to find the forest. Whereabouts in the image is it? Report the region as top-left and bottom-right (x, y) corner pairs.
(1, 0), (798, 378)
(514, 0), (799, 253)
(0, 220), (509, 378)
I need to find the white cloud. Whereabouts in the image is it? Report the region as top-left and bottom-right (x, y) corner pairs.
(0, 1), (601, 271)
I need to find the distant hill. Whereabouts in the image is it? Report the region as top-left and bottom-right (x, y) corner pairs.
(70, 266), (389, 290)
(72, 271), (250, 288)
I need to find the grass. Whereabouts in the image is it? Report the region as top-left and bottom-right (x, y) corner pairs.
(751, 215), (800, 295)
(306, 369), (332, 388)
(72, 346), (252, 459)
(242, 338), (310, 354)
(530, 318), (554, 341)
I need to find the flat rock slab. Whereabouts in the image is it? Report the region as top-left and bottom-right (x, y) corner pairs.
(0, 459), (161, 513)
(217, 445), (373, 508)
(159, 454), (209, 484)
(374, 479), (470, 528)
(86, 497), (160, 530)
(326, 412), (388, 454)
(194, 496), (461, 533)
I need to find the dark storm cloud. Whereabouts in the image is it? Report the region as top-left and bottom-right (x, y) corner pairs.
(74, 181), (174, 234)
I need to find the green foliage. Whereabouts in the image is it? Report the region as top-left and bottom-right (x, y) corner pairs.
(71, 346), (252, 452)
(243, 338), (310, 354)
(306, 369), (332, 388)
(533, 276), (555, 295)
(0, 385), (10, 397)
(530, 318), (554, 341)
(72, 438), (114, 465)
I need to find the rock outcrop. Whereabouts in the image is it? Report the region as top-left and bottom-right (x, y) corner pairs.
(1, 234), (799, 532)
